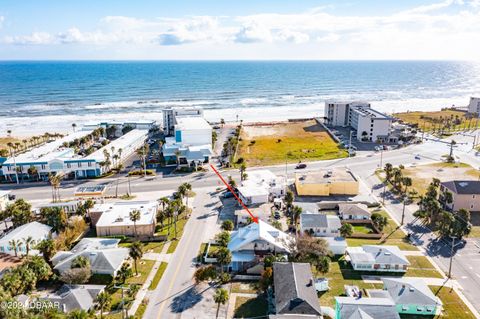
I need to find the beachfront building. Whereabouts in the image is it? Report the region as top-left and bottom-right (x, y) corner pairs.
(162, 106), (204, 136)
(271, 262), (323, 318)
(295, 168), (359, 197)
(0, 221), (53, 256)
(227, 220), (293, 272)
(237, 170), (285, 206)
(1, 127), (149, 181)
(51, 238), (129, 277)
(94, 201), (158, 237)
(35, 200), (82, 215)
(468, 97), (480, 114)
(162, 115), (212, 168)
(345, 245), (410, 272)
(82, 120), (156, 136)
(440, 180), (480, 212)
(324, 101), (394, 142)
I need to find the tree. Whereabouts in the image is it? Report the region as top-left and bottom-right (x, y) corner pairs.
(451, 208), (472, 239)
(285, 190), (294, 213)
(5, 199), (33, 227)
(48, 173), (64, 202)
(60, 267), (91, 284)
(371, 213), (388, 232)
(287, 236), (330, 270)
(39, 207), (68, 233)
(315, 256), (331, 274)
(339, 223), (353, 238)
(220, 118), (225, 127)
(194, 265), (217, 283)
(402, 177), (412, 196)
(271, 220), (282, 230)
(0, 265), (37, 296)
(436, 211), (454, 238)
(23, 236), (34, 256)
(228, 176), (237, 189)
(9, 239), (23, 257)
(129, 241), (143, 275)
(23, 255), (52, 281)
(215, 231), (231, 247)
(71, 255), (90, 269)
(292, 205), (302, 227)
(67, 309), (89, 319)
(180, 182), (193, 206)
(72, 123), (77, 132)
(221, 220), (234, 231)
(384, 163), (393, 182)
(259, 267), (273, 292)
(37, 238), (56, 264)
(239, 163), (247, 181)
(129, 209), (141, 238)
(95, 291), (112, 319)
(116, 262), (133, 283)
(213, 288), (229, 318)
(215, 247), (232, 273)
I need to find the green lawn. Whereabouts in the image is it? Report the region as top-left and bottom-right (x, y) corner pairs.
(119, 241), (165, 253)
(394, 109), (479, 132)
(234, 295), (268, 318)
(134, 299), (148, 319)
(237, 120), (347, 166)
(406, 256), (443, 278)
(429, 285), (476, 319)
(352, 224), (376, 234)
(149, 262), (168, 290)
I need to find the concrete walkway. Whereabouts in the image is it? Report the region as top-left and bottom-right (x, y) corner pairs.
(129, 241), (171, 316)
(143, 252), (172, 262)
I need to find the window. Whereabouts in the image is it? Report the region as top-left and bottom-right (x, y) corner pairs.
(88, 162), (92, 167)
(78, 162), (82, 168)
(402, 306), (408, 311)
(41, 164), (46, 170)
(66, 163), (71, 168)
(471, 204), (474, 209)
(417, 306), (424, 312)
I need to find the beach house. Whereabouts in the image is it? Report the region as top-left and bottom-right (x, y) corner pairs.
(300, 212), (342, 237)
(335, 296), (400, 319)
(295, 168), (359, 197)
(324, 101), (393, 143)
(0, 221), (53, 256)
(338, 203), (371, 220)
(38, 284), (106, 313)
(162, 106), (204, 136)
(345, 245), (410, 272)
(94, 201), (158, 237)
(439, 180), (480, 212)
(51, 238), (129, 277)
(237, 170), (285, 206)
(227, 220), (293, 272)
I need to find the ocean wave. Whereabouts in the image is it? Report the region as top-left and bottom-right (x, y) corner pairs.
(240, 98), (268, 105)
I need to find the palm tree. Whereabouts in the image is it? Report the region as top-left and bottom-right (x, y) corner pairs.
(37, 238), (56, 265)
(24, 236), (34, 256)
(180, 182), (192, 206)
(7, 129), (12, 137)
(71, 255), (90, 268)
(129, 241), (143, 275)
(339, 223), (353, 238)
(213, 288), (229, 318)
(116, 262), (132, 283)
(67, 309), (89, 319)
(48, 173), (64, 202)
(292, 205), (302, 227)
(95, 291), (111, 319)
(72, 123), (77, 132)
(384, 163), (393, 182)
(129, 209), (141, 238)
(215, 247), (232, 273)
(9, 239), (23, 257)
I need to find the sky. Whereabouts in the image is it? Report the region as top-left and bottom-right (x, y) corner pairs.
(1, 0), (480, 60)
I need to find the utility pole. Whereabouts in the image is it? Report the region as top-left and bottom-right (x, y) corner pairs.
(143, 144), (147, 177)
(380, 147), (384, 169)
(382, 182), (386, 205)
(448, 236), (457, 279)
(401, 196), (407, 225)
(127, 173), (132, 196)
(348, 130), (353, 158)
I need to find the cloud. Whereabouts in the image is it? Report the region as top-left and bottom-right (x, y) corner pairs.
(156, 16), (224, 45)
(4, 32), (54, 45)
(400, 0), (463, 14)
(234, 23), (272, 43)
(0, 16), (4, 29)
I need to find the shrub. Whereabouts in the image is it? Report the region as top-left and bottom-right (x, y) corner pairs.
(221, 220), (234, 231)
(60, 267), (91, 284)
(128, 169), (154, 176)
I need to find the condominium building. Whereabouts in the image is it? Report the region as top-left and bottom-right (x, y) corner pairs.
(162, 106), (204, 136)
(324, 101), (393, 142)
(468, 97), (480, 114)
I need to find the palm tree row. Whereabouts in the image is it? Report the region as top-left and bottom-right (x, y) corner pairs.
(383, 163), (413, 197)
(157, 183), (192, 239)
(3, 132), (65, 157)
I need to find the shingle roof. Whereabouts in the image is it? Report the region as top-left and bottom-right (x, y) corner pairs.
(441, 181), (480, 195)
(40, 284), (105, 312)
(338, 204), (371, 217)
(383, 278), (441, 306)
(347, 245), (410, 266)
(300, 213), (341, 230)
(335, 297), (400, 319)
(273, 262), (322, 316)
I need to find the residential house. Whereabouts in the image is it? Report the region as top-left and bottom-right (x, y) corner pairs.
(381, 277), (442, 315)
(338, 203), (371, 220)
(237, 170), (286, 206)
(335, 296), (400, 319)
(227, 220), (293, 272)
(94, 201), (158, 237)
(0, 221), (53, 256)
(35, 200), (82, 215)
(440, 180), (480, 212)
(272, 262), (322, 318)
(295, 168), (359, 197)
(300, 212), (342, 237)
(51, 238), (129, 276)
(345, 245), (409, 272)
(324, 101), (394, 143)
(38, 284), (105, 313)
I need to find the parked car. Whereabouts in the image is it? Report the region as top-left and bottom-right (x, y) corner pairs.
(274, 212), (281, 220)
(295, 163), (307, 169)
(415, 154), (421, 160)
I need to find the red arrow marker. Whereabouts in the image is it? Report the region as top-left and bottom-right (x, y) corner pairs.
(210, 164), (258, 223)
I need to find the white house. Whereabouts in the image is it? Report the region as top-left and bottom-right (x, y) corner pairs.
(324, 101), (394, 143)
(51, 238), (129, 276)
(228, 220), (293, 272)
(0, 221), (53, 256)
(300, 212), (342, 237)
(468, 97), (480, 114)
(162, 116), (213, 167)
(94, 201), (158, 237)
(338, 203), (371, 220)
(237, 170), (285, 206)
(346, 245), (410, 272)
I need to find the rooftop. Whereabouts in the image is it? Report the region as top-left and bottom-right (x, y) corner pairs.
(85, 129), (149, 161)
(441, 180), (480, 195)
(0, 221), (52, 243)
(346, 245), (410, 265)
(335, 296), (400, 319)
(351, 105), (391, 120)
(175, 116), (211, 130)
(339, 203), (371, 217)
(40, 284), (105, 312)
(295, 168), (357, 184)
(300, 212), (342, 230)
(95, 201), (158, 227)
(382, 277), (441, 306)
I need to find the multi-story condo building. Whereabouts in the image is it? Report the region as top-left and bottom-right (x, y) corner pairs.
(468, 97), (480, 114)
(440, 180), (480, 212)
(162, 106), (204, 136)
(324, 101), (393, 142)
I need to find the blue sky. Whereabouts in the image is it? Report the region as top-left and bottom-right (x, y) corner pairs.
(1, 0), (479, 60)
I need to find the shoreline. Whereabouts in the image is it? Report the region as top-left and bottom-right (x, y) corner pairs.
(0, 95), (471, 137)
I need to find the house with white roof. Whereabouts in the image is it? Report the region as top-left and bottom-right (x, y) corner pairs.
(338, 203), (371, 221)
(227, 220), (293, 272)
(51, 238), (129, 276)
(38, 284), (106, 313)
(94, 201), (158, 237)
(0, 221), (53, 256)
(300, 212), (342, 237)
(346, 245), (410, 272)
(237, 170), (285, 206)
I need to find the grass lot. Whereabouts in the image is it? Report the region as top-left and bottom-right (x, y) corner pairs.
(406, 256), (443, 278)
(119, 241), (165, 254)
(0, 137), (19, 154)
(233, 295), (268, 318)
(231, 282), (260, 294)
(394, 109), (479, 132)
(134, 299), (148, 319)
(149, 262), (168, 290)
(427, 286), (476, 319)
(352, 224), (376, 234)
(468, 226), (480, 238)
(156, 216), (189, 254)
(402, 162), (480, 196)
(237, 120), (347, 166)
(346, 210), (419, 251)
(317, 257), (384, 308)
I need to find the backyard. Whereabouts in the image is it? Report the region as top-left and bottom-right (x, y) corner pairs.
(233, 295), (268, 318)
(237, 120), (347, 166)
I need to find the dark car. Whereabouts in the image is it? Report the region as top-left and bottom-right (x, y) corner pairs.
(295, 163), (307, 169)
(223, 191), (234, 198)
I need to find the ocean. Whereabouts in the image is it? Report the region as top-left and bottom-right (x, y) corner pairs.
(1, 61), (479, 135)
